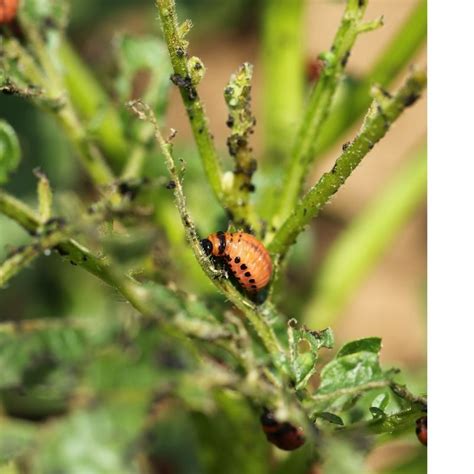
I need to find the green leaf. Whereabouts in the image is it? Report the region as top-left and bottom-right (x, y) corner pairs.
(0, 121), (21, 184)
(371, 392), (389, 411)
(287, 320), (334, 390)
(114, 35), (172, 119)
(317, 351), (384, 395)
(314, 412), (344, 426)
(33, 405), (146, 474)
(369, 391), (390, 419)
(337, 337), (381, 357)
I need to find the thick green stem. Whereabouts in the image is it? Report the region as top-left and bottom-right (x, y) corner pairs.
(155, 0), (226, 208)
(58, 40), (129, 169)
(268, 69), (427, 261)
(272, 0), (383, 229)
(262, 0), (305, 161)
(303, 148), (427, 328)
(315, 0), (427, 156)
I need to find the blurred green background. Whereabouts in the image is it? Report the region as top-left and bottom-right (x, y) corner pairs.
(0, 1), (426, 473)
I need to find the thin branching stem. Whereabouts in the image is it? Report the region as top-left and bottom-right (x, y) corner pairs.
(271, 0), (383, 229)
(268, 69), (427, 262)
(155, 0), (226, 208)
(315, 0), (427, 157)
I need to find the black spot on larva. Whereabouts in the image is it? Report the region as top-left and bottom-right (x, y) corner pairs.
(234, 256), (241, 264)
(240, 264), (248, 270)
(249, 279), (255, 283)
(251, 285), (257, 289)
(70, 260), (77, 266)
(217, 232), (226, 255)
(244, 271), (251, 277)
(342, 141), (350, 151)
(166, 180), (176, 190)
(82, 255), (88, 262)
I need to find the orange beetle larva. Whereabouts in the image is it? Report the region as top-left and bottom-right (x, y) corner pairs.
(0, 0), (19, 24)
(200, 231), (272, 292)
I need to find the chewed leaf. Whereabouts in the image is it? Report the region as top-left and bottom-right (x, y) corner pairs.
(337, 337), (381, 357)
(287, 320), (334, 389)
(0, 121), (21, 184)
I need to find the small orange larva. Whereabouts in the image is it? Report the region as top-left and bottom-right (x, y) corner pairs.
(200, 231), (272, 292)
(0, 0), (19, 24)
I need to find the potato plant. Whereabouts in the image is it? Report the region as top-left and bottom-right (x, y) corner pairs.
(0, 0), (427, 472)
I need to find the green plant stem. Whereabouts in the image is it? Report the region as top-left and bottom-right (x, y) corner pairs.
(303, 147), (427, 328)
(315, 0), (427, 156)
(58, 40), (129, 169)
(128, 101), (284, 365)
(224, 63), (261, 232)
(272, 0), (383, 228)
(0, 231), (65, 288)
(262, 0), (305, 161)
(390, 382), (427, 409)
(155, 0), (226, 208)
(268, 69), (427, 262)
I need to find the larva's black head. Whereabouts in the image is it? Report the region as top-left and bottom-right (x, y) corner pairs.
(200, 238), (213, 256)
